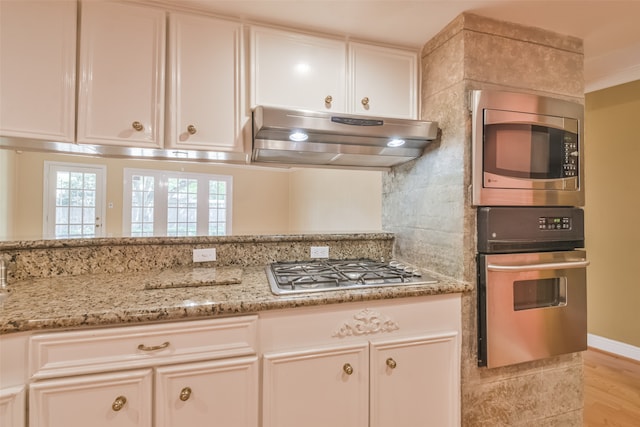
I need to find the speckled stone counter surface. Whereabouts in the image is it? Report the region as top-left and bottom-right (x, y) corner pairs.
(0, 233), (471, 335)
(0, 265), (470, 335)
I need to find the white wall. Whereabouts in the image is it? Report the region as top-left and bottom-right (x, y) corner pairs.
(288, 168), (382, 234)
(0, 149), (16, 240)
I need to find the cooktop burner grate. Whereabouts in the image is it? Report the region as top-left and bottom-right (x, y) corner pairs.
(266, 258), (437, 295)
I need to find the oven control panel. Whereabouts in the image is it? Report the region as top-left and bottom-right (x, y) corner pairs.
(477, 207), (584, 253)
(538, 216), (571, 230)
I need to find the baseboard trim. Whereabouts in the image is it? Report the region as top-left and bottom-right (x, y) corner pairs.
(587, 334), (640, 362)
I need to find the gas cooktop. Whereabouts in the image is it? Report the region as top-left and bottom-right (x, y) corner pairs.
(266, 258), (437, 295)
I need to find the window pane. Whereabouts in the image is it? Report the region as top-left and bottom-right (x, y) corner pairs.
(56, 207), (68, 223)
(84, 207), (95, 223)
(84, 174), (96, 190)
(130, 175), (154, 237)
(55, 224), (68, 238)
(84, 190), (95, 207)
(143, 207), (154, 223)
(56, 189), (69, 206)
(56, 171), (70, 189)
(70, 172), (84, 189)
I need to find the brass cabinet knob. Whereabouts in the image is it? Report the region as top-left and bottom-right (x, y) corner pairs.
(179, 386), (192, 401)
(112, 396), (127, 412)
(187, 125), (197, 135)
(325, 95), (333, 105)
(343, 363), (354, 375)
(386, 358), (397, 369)
(132, 121), (144, 132)
(361, 97), (370, 107)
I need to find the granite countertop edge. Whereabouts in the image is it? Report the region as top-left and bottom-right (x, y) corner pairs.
(0, 266), (472, 336)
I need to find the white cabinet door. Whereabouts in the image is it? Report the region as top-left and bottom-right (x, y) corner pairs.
(0, 386), (25, 427)
(370, 333), (460, 427)
(262, 343), (369, 427)
(349, 42), (418, 119)
(155, 357), (258, 427)
(77, 1), (165, 148)
(0, 0), (76, 141)
(29, 369), (153, 427)
(251, 27), (347, 112)
(167, 13), (243, 152)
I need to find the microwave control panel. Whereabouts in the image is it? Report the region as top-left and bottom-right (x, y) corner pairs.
(562, 134), (579, 177)
(539, 216), (572, 230)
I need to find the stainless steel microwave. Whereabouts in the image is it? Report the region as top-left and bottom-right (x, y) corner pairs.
(470, 90), (584, 206)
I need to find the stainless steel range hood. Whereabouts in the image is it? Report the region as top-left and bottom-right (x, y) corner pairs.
(251, 106), (438, 168)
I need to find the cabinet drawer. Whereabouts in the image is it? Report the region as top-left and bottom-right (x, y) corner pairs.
(30, 316), (257, 379)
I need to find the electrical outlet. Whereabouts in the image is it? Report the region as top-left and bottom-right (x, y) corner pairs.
(193, 248), (216, 262)
(310, 246), (330, 258)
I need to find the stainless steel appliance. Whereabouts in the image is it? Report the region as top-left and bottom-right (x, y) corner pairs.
(477, 207), (588, 368)
(252, 106), (438, 168)
(470, 90), (584, 206)
(265, 259), (437, 295)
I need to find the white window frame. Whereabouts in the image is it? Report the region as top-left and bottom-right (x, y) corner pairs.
(43, 161), (107, 239)
(123, 168), (233, 237)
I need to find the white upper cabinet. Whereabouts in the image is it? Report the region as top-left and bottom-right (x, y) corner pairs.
(251, 27), (347, 112)
(167, 13), (243, 152)
(349, 42), (418, 119)
(77, 1), (166, 148)
(250, 27), (419, 119)
(0, 0), (76, 141)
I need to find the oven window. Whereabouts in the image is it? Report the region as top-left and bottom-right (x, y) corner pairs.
(484, 124), (569, 179)
(513, 278), (567, 311)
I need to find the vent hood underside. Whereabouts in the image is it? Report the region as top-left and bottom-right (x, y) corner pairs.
(251, 106), (438, 168)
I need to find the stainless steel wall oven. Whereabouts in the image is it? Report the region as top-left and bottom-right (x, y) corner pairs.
(477, 207), (588, 368)
(471, 90), (585, 207)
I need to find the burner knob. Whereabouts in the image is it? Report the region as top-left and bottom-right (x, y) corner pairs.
(343, 363), (354, 375)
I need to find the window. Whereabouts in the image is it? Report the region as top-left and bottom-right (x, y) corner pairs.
(43, 162), (106, 239)
(123, 169), (232, 237)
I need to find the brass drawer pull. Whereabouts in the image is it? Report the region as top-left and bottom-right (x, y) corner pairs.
(187, 125), (197, 135)
(132, 121), (144, 132)
(112, 395), (127, 411)
(180, 386), (192, 401)
(361, 97), (370, 107)
(386, 357), (397, 369)
(325, 95), (333, 105)
(137, 341), (170, 352)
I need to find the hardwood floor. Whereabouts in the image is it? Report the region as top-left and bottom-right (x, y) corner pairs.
(584, 348), (640, 426)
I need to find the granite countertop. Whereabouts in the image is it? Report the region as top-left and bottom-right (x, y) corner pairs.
(0, 265), (472, 335)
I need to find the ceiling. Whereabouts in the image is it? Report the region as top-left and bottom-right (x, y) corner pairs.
(161, 0), (640, 93)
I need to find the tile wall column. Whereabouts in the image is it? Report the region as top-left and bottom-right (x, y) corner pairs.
(382, 12), (585, 426)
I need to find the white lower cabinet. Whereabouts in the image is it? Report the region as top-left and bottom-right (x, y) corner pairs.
(27, 316), (259, 427)
(260, 295), (462, 427)
(0, 386), (26, 427)
(263, 334), (458, 427)
(30, 369), (153, 427)
(369, 333), (459, 427)
(155, 357), (258, 427)
(263, 343), (370, 427)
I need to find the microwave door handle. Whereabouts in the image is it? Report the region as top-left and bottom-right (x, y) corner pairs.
(487, 259), (590, 272)
(484, 110), (571, 131)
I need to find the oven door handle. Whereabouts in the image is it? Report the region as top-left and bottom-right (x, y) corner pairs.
(487, 259), (589, 272)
